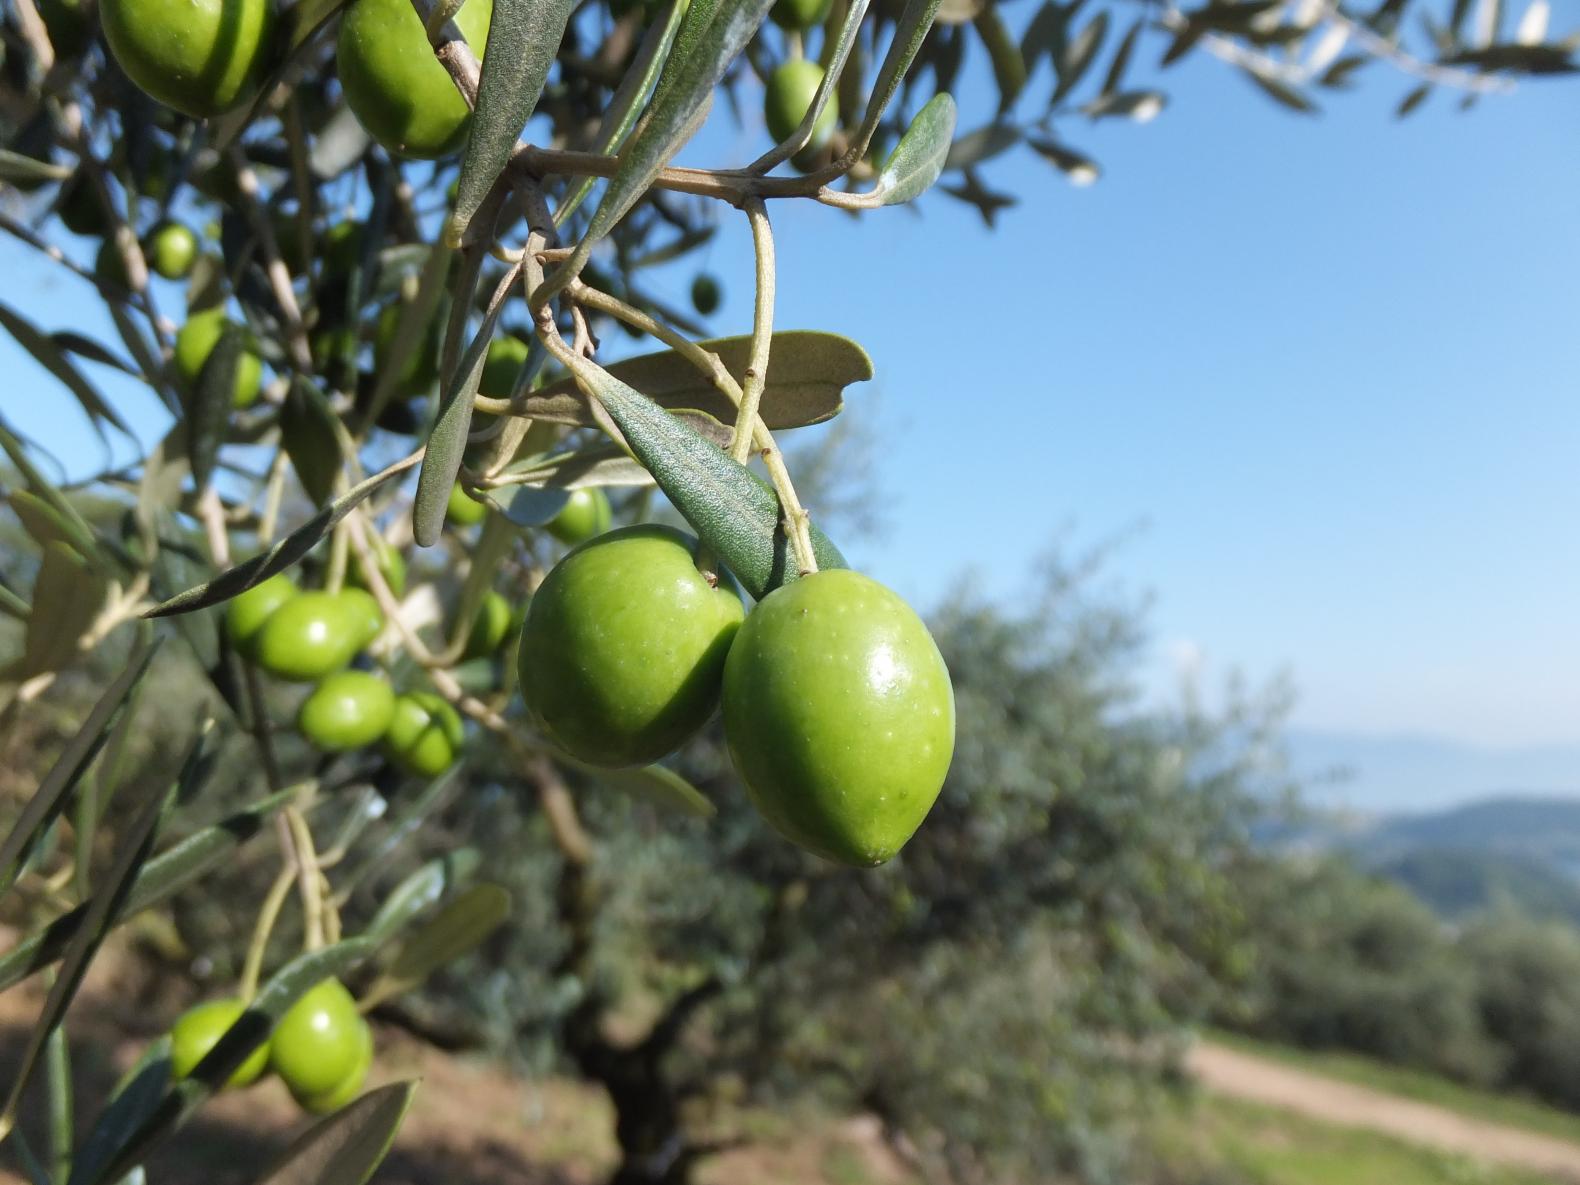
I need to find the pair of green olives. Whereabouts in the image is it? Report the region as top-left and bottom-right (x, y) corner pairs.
(224, 575), (383, 681)
(516, 528), (955, 866)
(299, 674), (463, 776)
(446, 481), (611, 548)
(169, 980), (370, 1114)
(174, 308), (265, 410)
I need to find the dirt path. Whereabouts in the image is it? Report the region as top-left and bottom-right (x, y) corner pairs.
(1189, 1041), (1580, 1181)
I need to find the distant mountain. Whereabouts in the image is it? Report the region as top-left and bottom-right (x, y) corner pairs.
(1285, 730), (1580, 814)
(1374, 848), (1580, 924)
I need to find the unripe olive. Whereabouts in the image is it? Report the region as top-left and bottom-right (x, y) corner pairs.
(770, 0), (832, 30)
(481, 335), (530, 400)
(346, 533), (407, 599)
(518, 526), (744, 767)
(722, 569), (954, 866)
(690, 274), (721, 316)
(58, 176), (106, 237)
(374, 302), (442, 396)
(174, 308), (265, 409)
(270, 980), (370, 1108)
(253, 589), (381, 682)
(297, 1017), (372, 1114)
(225, 573), (298, 659)
(100, 0), (278, 118)
(298, 670), (396, 751)
(147, 222), (200, 280)
(546, 487), (611, 546)
(764, 60), (837, 151)
(447, 483), (488, 528)
(169, 998), (269, 1088)
(383, 691), (465, 777)
(462, 590), (513, 660)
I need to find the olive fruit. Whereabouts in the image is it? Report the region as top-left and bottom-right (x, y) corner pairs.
(100, 0), (278, 118)
(297, 1020), (372, 1114)
(770, 0), (832, 30)
(174, 308), (264, 409)
(224, 572), (298, 659)
(690, 274), (721, 316)
(57, 176), (106, 237)
(461, 590), (513, 660)
(347, 532), (407, 598)
(298, 670), (396, 751)
(518, 526), (744, 767)
(447, 483), (487, 527)
(337, 0), (493, 159)
(269, 980), (371, 1110)
(721, 569), (954, 867)
(253, 589), (381, 682)
(546, 487), (611, 546)
(383, 691), (464, 777)
(169, 998), (269, 1087)
(764, 60), (837, 151)
(94, 240), (129, 289)
(148, 222), (200, 280)
(374, 302), (441, 395)
(481, 335), (530, 399)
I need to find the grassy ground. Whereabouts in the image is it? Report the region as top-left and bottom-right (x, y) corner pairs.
(1208, 1031), (1580, 1147)
(1157, 1094), (1566, 1185)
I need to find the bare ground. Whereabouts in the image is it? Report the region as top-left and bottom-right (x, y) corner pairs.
(1188, 1041), (1580, 1183)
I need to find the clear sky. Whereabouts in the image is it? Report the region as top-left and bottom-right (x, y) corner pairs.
(5, 19), (1578, 803)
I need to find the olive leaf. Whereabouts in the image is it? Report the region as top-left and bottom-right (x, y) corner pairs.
(280, 377), (344, 507)
(0, 724), (197, 1142)
(489, 442), (655, 496)
(975, 8), (1027, 111)
(207, 0), (350, 149)
(145, 451), (422, 617)
(854, 0), (947, 154)
(447, 0), (577, 245)
(19, 542), (112, 680)
(562, 0), (776, 277)
(874, 93), (958, 204)
(66, 1039), (172, 1185)
(566, 357), (847, 600)
(595, 764), (716, 817)
(9, 489), (101, 566)
(752, 0), (873, 171)
(187, 323), (244, 495)
(487, 485), (573, 527)
(48, 331), (140, 378)
(1027, 136), (1100, 184)
(365, 848), (482, 945)
(1053, 10), (1108, 102)
(0, 785), (305, 993)
(251, 1082), (418, 1185)
(1080, 89), (1166, 120)
(0, 300), (131, 438)
(0, 642), (159, 900)
(1241, 64), (1319, 111)
(363, 884), (510, 1006)
(554, 0), (691, 227)
(0, 148), (70, 183)
(522, 331), (871, 430)
(76, 938), (380, 1185)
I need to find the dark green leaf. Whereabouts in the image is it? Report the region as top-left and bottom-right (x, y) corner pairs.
(0, 149), (70, 183)
(594, 764), (716, 817)
(0, 727), (187, 1141)
(567, 0), (774, 273)
(447, 0), (576, 245)
(1053, 10), (1108, 102)
(1396, 83), (1431, 116)
(1240, 65), (1319, 111)
(941, 115), (1015, 172)
(0, 642), (158, 900)
(974, 8), (1026, 111)
(0, 785), (302, 992)
(145, 452), (421, 617)
(1080, 89), (1167, 120)
(1159, 20), (1205, 67)
(1027, 136), (1101, 184)
(66, 1039), (171, 1185)
(188, 323), (243, 495)
(1319, 53), (1370, 87)
(526, 331), (871, 430)
(48, 332), (140, 377)
(1442, 43), (1577, 72)
(280, 377), (344, 507)
(564, 357), (847, 600)
(9, 489), (100, 563)
(1020, 0), (1072, 75)
(252, 1082), (418, 1185)
(1100, 18), (1142, 94)
(856, 0), (946, 148)
(365, 849), (481, 945)
(382, 884), (510, 987)
(20, 542), (110, 680)
(879, 93), (959, 203)
(0, 301), (131, 437)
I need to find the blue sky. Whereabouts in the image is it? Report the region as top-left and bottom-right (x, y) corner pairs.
(5, 17), (1578, 804)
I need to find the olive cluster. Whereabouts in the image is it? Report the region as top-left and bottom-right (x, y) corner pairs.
(168, 980), (371, 1114)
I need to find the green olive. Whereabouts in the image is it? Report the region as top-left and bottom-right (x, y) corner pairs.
(337, 0), (493, 159)
(690, 274), (721, 316)
(174, 308), (265, 409)
(253, 589), (380, 682)
(546, 487), (611, 546)
(100, 0), (278, 118)
(481, 335), (530, 400)
(269, 980), (369, 1107)
(225, 572), (298, 659)
(297, 670), (396, 751)
(462, 590), (512, 660)
(721, 569), (954, 866)
(770, 0), (832, 30)
(447, 483), (488, 528)
(169, 998), (269, 1088)
(383, 691), (464, 777)
(147, 222), (200, 280)
(373, 302), (442, 396)
(346, 533), (407, 599)
(517, 526), (744, 767)
(296, 1017), (372, 1114)
(764, 60), (837, 151)
(57, 176), (106, 237)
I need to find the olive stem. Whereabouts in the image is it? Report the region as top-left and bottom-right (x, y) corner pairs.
(238, 864), (297, 1000)
(258, 451), (290, 546)
(729, 198), (775, 466)
(228, 149), (316, 375)
(325, 522), (350, 594)
(286, 805), (326, 950)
